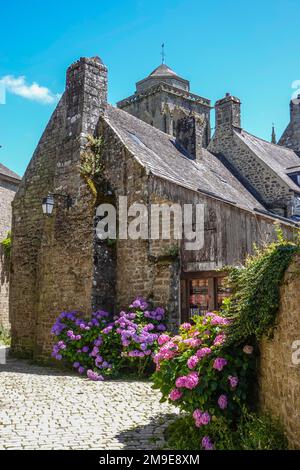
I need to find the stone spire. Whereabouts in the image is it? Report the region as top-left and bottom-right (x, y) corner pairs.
(271, 123), (277, 144)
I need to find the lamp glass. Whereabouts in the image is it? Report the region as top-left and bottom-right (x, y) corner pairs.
(42, 195), (54, 215)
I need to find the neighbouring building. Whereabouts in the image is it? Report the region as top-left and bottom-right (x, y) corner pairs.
(0, 163), (21, 330)
(208, 94), (300, 219)
(278, 94), (300, 153)
(9, 56), (299, 360)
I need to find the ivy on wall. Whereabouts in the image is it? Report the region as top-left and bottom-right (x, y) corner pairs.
(1, 231), (12, 259)
(222, 225), (300, 345)
(78, 135), (104, 204)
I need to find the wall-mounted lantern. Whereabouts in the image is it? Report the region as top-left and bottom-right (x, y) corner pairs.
(42, 193), (73, 216)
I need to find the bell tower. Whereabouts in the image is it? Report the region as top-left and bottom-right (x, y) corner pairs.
(117, 63), (211, 148)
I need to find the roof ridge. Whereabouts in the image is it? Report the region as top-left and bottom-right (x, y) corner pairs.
(240, 128), (298, 154)
(0, 162), (21, 180)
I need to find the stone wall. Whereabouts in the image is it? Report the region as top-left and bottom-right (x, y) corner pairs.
(96, 118), (181, 327)
(10, 57), (108, 359)
(259, 254), (300, 449)
(0, 176), (19, 330)
(209, 128), (294, 217)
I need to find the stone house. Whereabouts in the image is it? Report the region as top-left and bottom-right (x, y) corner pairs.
(9, 56), (299, 360)
(209, 94), (300, 219)
(0, 163), (21, 330)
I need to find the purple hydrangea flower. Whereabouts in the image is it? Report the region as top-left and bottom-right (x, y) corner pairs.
(201, 436), (214, 450)
(87, 369), (104, 381)
(228, 375), (239, 388)
(213, 357), (227, 371)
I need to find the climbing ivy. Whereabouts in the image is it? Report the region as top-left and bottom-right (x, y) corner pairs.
(1, 231), (12, 259)
(222, 225), (300, 345)
(78, 135), (104, 203)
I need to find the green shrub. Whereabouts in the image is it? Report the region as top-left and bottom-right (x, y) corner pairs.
(1, 231), (12, 258)
(0, 325), (11, 346)
(223, 229), (300, 345)
(165, 410), (287, 450)
(237, 409), (288, 450)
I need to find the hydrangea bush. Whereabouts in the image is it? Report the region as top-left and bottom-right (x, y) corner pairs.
(152, 312), (256, 449)
(51, 298), (166, 380)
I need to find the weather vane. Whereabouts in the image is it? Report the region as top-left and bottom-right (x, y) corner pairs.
(161, 43), (165, 64)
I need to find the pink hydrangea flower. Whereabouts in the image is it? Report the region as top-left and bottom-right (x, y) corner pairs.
(196, 347), (212, 359)
(187, 355), (199, 369)
(193, 409), (202, 421)
(205, 312), (230, 326)
(213, 357), (227, 371)
(185, 371), (199, 389)
(228, 375), (239, 388)
(182, 338), (201, 348)
(218, 394), (228, 409)
(175, 376), (187, 388)
(158, 334), (170, 346)
(176, 371), (199, 389)
(169, 388), (183, 401)
(199, 411), (211, 425)
(193, 409), (211, 427)
(213, 334), (226, 346)
(181, 322), (192, 330)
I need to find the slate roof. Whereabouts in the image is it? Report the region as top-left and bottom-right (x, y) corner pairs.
(234, 129), (300, 192)
(0, 163), (21, 181)
(149, 64), (181, 78)
(104, 105), (265, 212)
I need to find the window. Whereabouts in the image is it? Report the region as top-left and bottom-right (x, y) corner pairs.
(181, 272), (231, 322)
(163, 114), (167, 133)
(288, 172), (300, 186)
(172, 120), (176, 136)
(189, 279), (210, 316)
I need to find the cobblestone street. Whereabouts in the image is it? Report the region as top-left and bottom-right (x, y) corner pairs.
(0, 358), (179, 450)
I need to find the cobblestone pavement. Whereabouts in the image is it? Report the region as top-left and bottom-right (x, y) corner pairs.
(0, 358), (179, 450)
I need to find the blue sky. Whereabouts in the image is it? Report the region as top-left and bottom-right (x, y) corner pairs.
(0, 0), (299, 176)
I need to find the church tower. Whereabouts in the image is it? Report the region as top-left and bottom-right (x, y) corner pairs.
(117, 63), (211, 148)
(278, 95), (300, 153)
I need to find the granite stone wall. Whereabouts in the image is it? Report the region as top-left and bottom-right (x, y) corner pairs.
(209, 96), (294, 217)
(10, 57), (108, 359)
(259, 254), (300, 449)
(0, 177), (19, 330)
(96, 117), (181, 327)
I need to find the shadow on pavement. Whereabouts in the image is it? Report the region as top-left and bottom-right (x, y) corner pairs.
(115, 413), (178, 450)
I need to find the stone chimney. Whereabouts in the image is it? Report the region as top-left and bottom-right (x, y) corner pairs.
(175, 113), (207, 161)
(215, 93), (241, 131)
(66, 56), (108, 136)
